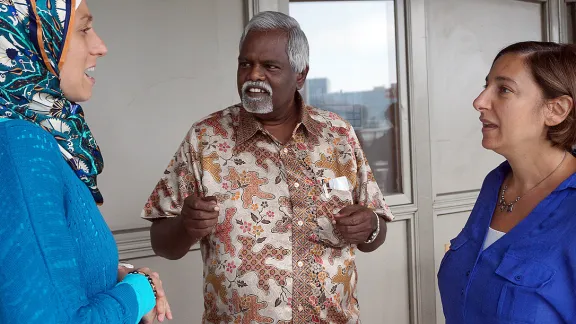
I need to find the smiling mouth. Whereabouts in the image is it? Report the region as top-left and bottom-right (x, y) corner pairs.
(85, 66), (95, 84)
(245, 87), (270, 96)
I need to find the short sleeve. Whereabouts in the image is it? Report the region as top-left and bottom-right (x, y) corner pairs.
(348, 125), (394, 221)
(142, 128), (203, 219)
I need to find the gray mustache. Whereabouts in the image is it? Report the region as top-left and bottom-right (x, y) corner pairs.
(242, 81), (273, 95)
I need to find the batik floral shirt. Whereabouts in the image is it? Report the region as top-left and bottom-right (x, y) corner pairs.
(142, 96), (393, 324)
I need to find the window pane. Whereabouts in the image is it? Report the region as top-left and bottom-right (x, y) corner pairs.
(290, 0), (402, 194)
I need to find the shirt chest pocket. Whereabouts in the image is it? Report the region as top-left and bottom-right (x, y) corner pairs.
(438, 231), (470, 275)
(313, 188), (354, 248)
(492, 253), (555, 323)
(437, 230), (476, 322)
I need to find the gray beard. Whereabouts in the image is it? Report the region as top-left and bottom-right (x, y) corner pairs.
(242, 93), (273, 114)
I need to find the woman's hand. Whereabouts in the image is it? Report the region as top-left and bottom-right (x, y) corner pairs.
(117, 263), (133, 282)
(135, 268), (173, 323)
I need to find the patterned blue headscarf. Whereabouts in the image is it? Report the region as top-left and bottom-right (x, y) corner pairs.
(0, 0), (104, 204)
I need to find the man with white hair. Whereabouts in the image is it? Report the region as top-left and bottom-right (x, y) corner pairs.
(143, 11), (393, 323)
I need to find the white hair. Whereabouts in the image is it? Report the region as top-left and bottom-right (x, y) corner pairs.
(239, 11), (309, 73)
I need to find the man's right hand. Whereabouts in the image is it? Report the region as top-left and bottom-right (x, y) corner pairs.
(180, 195), (220, 240)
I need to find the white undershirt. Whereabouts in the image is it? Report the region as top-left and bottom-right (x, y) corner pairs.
(482, 227), (506, 250)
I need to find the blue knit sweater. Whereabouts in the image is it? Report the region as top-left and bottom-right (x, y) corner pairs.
(0, 119), (155, 323)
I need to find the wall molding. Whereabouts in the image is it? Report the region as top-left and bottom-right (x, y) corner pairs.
(407, 0), (436, 320)
(114, 227), (200, 260)
(114, 228), (154, 260)
(433, 190), (479, 215)
(562, 0), (575, 42)
(404, 215), (418, 324)
(390, 204), (418, 221)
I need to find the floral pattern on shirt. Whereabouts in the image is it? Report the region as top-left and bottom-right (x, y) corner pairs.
(142, 96), (393, 323)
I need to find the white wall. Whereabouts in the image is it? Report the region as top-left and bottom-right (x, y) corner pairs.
(428, 0), (541, 197)
(86, 0), (243, 230)
(427, 0), (549, 323)
(84, 1), (243, 323)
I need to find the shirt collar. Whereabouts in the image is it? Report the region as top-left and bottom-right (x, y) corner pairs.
(236, 92), (322, 146)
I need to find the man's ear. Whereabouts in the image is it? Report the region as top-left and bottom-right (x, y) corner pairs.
(296, 66), (309, 90)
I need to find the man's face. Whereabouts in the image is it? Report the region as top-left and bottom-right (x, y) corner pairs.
(237, 29), (307, 115)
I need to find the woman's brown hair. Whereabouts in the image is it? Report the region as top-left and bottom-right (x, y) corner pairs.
(495, 41), (576, 151)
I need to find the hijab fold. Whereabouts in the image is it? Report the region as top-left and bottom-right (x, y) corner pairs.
(0, 0), (104, 204)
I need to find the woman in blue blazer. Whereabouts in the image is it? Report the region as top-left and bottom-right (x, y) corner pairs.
(439, 41), (576, 324)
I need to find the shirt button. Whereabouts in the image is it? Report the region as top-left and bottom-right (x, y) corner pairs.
(461, 289), (464, 295)
(466, 271), (470, 277)
(297, 261), (304, 267)
(283, 148), (288, 153)
(294, 182), (300, 188)
(298, 305), (303, 311)
(297, 220), (304, 226)
(515, 275), (522, 282)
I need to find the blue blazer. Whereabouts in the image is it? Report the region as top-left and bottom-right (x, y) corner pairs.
(438, 161), (576, 323)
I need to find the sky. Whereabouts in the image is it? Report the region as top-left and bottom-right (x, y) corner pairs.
(290, 1), (397, 93)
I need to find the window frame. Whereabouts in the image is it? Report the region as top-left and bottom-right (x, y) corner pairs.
(245, 0), (413, 206)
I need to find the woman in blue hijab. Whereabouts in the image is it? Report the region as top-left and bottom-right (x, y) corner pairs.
(0, 0), (171, 323)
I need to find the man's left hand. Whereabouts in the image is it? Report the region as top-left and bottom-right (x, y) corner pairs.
(333, 205), (377, 245)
